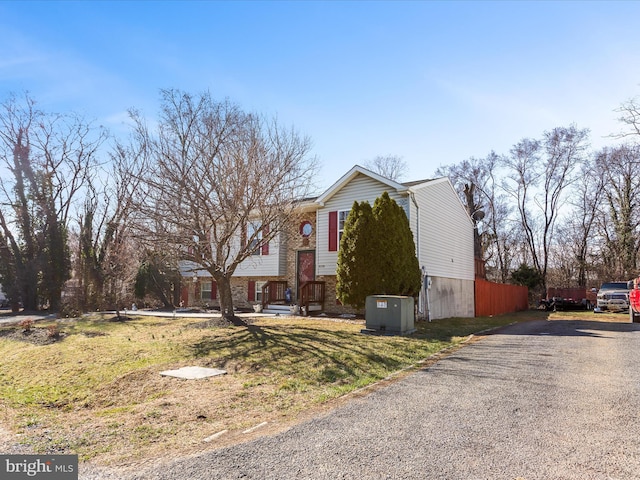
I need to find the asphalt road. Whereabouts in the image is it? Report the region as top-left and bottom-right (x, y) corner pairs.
(85, 318), (640, 480)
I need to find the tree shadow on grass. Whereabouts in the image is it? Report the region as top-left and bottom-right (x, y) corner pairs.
(187, 322), (409, 382)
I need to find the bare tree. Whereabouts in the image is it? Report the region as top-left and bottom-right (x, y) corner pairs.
(72, 140), (145, 314)
(437, 154), (494, 260)
(436, 152), (516, 282)
(593, 144), (640, 279)
(364, 154), (408, 181)
(555, 156), (606, 287)
(0, 93), (105, 311)
(613, 96), (640, 139)
(128, 89), (317, 321)
(501, 126), (589, 292)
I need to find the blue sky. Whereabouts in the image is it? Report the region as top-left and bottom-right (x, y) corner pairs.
(1, 1), (639, 191)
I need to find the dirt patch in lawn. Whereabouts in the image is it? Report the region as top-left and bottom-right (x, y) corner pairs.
(0, 326), (66, 346)
(187, 316), (258, 329)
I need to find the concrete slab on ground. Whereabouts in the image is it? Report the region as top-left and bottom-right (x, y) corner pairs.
(159, 366), (227, 379)
(0, 311), (57, 326)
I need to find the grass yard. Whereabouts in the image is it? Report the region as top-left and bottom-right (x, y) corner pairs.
(0, 309), (603, 467)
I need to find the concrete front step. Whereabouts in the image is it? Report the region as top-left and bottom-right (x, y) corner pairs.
(261, 304), (323, 315)
(262, 304), (294, 315)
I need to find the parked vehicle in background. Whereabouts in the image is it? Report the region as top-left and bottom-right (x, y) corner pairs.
(596, 282), (630, 312)
(539, 287), (597, 311)
(628, 278), (640, 322)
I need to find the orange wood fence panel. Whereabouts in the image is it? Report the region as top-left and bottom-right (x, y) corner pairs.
(475, 279), (529, 317)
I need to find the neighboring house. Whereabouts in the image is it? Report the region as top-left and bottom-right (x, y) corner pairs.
(179, 165), (475, 320)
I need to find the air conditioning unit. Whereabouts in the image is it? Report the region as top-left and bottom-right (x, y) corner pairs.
(363, 295), (415, 336)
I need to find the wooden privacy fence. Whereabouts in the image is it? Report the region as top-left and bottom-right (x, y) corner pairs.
(475, 279), (529, 317)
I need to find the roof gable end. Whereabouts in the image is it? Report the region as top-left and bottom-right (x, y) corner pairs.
(409, 176), (474, 224)
(315, 165), (408, 206)
(406, 176), (448, 191)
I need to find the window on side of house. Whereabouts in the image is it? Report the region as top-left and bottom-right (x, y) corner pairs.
(248, 222), (263, 256)
(201, 281), (212, 300)
(338, 210), (350, 243)
(255, 281), (266, 302)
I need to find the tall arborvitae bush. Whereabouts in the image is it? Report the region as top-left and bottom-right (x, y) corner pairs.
(336, 201), (376, 308)
(336, 192), (422, 308)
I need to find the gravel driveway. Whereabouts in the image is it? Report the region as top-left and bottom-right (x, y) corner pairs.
(84, 318), (640, 480)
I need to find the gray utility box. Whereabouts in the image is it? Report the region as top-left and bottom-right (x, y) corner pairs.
(363, 295), (415, 336)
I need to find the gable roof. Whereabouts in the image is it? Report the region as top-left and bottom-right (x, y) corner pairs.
(315, 165), (412, 206)
(402, 178), (434, 188)
(405, 176), (450, 190)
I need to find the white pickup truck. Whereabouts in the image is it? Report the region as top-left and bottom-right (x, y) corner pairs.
(595, 281), (630, 312)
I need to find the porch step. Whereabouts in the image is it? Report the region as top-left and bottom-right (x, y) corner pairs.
(262, 304), (292, 315)
(262, 305), (324, 315)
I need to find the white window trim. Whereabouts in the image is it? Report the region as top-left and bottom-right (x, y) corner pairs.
(338, 210), (350, 243)
(248, 222), (264, 256)
(200, 280), (212, 300)
(255, 281), (266, 302)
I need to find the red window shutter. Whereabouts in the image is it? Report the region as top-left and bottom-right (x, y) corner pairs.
(248, 280), (255, 301)
(211, 281), (217, 300)
(261, 224), (270, 255)
(328, 211), (338, 251)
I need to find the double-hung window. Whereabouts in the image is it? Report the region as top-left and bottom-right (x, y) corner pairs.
(338, 210), (350, 243)
(248, 222), (263, 256)
(255, 281), (266, 302)
(201, 281), (212, 300)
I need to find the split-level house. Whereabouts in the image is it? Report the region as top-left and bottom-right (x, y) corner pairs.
(179, 165), (475, 320)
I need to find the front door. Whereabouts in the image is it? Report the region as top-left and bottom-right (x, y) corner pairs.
(297, 250), (316, 299)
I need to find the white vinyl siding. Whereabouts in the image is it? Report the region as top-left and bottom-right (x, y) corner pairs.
(411, 178), (474, 281)
(317, 173), (410, 276)
(235, 231), (286, 277)
(180, 230), (286, 279)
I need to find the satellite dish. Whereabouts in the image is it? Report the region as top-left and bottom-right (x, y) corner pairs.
(471, 210), (485, 221)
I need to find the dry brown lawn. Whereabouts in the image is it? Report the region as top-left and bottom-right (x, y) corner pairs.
(0, 309), (619, 469)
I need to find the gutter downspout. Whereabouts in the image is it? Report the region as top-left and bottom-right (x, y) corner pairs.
(410, 191), (419, 260)
(422, 267), (431, 322)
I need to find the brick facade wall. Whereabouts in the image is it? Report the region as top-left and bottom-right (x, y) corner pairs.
(316, 274), (361, 316)
(284, 211), (316, 301)
(186, 277), (284, 310)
